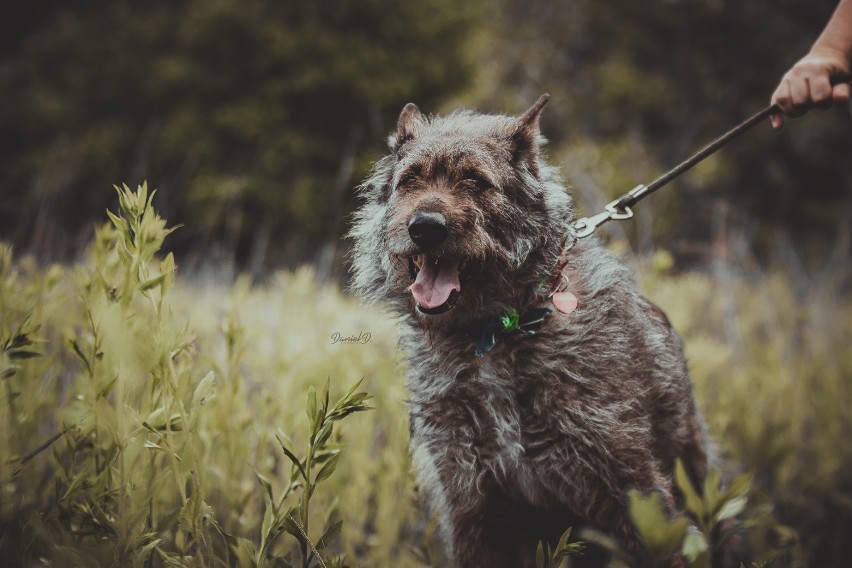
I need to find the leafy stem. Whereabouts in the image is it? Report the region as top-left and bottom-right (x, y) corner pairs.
(263, 379), (371, 568)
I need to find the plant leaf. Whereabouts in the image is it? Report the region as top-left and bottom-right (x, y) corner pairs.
(715, 495), (747, 523)
(316, 520), (343, 550)
(629, 490), (688, 563)
(276, 435), (308, 481)
(675, 459), (703, 518)
(681, 530), (709, 562)
(535, 540), (546, 568)
(314, 453), (340, 483)
(139, 273), (167, 292)
(255, 469), (274, 502)
(192, 371), (217, 409)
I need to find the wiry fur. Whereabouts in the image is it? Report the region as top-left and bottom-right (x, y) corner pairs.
(349, 96), (709, 567)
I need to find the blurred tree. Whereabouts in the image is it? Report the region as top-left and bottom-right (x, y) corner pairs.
(2, 0), (850, 277)
(0, 0), (484, 275)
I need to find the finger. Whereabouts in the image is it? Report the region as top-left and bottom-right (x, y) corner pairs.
(773, 78), (797, 116)
(783, 79), (807, 117)
(789, 75), (811, 111)
(833, 82), (851, 104)
(810, 75), (833, 108)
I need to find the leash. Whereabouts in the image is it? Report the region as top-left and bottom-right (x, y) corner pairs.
(573, 76), (852, 238)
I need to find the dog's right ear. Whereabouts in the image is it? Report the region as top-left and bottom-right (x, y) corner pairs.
(392, 103), (424, 152)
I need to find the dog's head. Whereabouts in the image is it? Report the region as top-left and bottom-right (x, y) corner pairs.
(350, 95), (574, 324)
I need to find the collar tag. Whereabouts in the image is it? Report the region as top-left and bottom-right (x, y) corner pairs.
(552, 291), (578, 314)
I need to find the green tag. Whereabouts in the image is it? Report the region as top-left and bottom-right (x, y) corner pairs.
(500, 309), (521, 332)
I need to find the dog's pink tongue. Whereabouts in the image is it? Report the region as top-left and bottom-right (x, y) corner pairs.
(409, 256), (461, 309)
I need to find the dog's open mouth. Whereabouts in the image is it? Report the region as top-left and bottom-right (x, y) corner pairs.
(408, 254), (465, 315)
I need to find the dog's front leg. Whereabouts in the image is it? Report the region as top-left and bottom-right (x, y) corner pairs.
(449, 495), (539, 568)
(411, 431), (536, 567)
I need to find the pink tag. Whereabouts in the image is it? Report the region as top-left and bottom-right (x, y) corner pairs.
(552, 291), (578, 314)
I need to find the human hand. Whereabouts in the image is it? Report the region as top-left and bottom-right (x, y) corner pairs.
(769, 48), (851, 129)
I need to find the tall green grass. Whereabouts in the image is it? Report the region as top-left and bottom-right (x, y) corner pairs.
(0, 184), (399, 567)
(638, 250), (852, 567)
(2, 184), (850, 566)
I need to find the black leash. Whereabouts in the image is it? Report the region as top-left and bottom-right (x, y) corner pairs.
(574, 77), (852, 238)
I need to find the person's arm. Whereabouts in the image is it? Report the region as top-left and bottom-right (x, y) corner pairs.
(770, 0), (852, 129)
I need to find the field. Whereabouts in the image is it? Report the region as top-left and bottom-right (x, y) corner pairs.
(2, 185), (851, 567)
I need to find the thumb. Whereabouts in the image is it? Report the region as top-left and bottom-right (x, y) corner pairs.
(769, 114), (783, 130)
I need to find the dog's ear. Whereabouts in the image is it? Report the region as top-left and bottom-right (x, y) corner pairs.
(392, 103), (424, 152)
(506, 93), (549, 173)
(518, 93), (550, 130)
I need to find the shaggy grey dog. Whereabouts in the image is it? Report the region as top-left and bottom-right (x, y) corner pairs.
(350, 95), (708, 567)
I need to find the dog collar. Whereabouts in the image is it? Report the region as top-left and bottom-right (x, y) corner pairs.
(472, 245), (576, 357)
(474, 306), (553, 356)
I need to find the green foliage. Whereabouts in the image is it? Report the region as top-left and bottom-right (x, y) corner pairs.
(2, 184), (850, 566)
(0, 184), (380, 566)
(626, 462), (756, 568)
(639, 253), (850, 567)
(629, 490), (690, 565)
(535, 528), (584, 568)
(252, 380), (371, 568)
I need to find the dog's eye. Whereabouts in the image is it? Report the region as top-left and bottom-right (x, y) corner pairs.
(397, 174), (417, 190)
(466, 175), (493, 192)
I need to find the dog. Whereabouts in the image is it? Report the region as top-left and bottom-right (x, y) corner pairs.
(350, 95), (709, 567)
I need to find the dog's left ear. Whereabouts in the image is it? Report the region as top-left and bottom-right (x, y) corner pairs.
(506, 93), (549, 173)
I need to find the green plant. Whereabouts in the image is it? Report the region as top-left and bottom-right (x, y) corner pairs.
(626, 460), (798, 568)
(0, 184), (377, 567)
(2, 182), (850, 566)
(233, 380), (371, 568)
(535, 527), (584, 568)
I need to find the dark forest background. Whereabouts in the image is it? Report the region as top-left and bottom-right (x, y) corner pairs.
(1, 0), (850, 283)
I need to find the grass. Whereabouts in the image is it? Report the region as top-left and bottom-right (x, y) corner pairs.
(2, 184), (850, 566)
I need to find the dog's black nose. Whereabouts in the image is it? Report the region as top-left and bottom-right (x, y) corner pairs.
(408, 211), (448, 250)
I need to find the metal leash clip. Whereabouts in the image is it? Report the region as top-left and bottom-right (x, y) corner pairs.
(573, 184), (645, 238)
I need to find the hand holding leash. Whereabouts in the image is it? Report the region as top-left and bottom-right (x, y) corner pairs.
(769, 0), (852, 129)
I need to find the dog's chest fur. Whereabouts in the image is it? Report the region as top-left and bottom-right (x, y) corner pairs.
(407, 343), (549, 504)
(402, 270), (653, 506)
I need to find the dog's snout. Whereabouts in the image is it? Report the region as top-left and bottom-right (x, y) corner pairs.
(408, 211), (448, 250)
